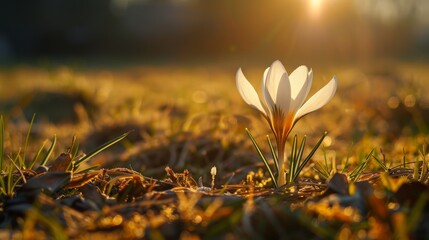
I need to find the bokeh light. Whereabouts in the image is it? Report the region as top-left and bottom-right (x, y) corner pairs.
(308, 0), (323, 19)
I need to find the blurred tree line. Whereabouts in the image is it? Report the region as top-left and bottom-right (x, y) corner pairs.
(0, 0), (427, 62)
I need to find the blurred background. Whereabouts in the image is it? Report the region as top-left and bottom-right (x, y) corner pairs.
(0, 0), (428, 180)
(0, 0), (428, 64)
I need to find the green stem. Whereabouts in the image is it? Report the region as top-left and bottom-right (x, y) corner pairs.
(277, 145), (286, 186)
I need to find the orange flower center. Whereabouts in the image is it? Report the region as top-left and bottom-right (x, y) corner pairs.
(267, 106), (295, 149)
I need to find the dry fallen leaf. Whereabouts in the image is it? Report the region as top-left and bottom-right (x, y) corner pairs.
(21, 171), (71, 193)
(48, 153), (72, 172)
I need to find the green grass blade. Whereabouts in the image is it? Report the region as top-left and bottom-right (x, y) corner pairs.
(372, 153), (388, 172)
(68, 136), (77, 154)
(71, 141), (80, 160)
(312, 163), (330, 179)
(294, 132), (327, 182)
(266, 135), (279, 174)
(0, 176), (7, 196)
(219, 172), (237, 194)
(420, 158), (427, 182)
(22, 113), (36, 168)
(351, 149), (374, 182)
(323, 145), (328, 171)
(12, 148), (22, 168)
(245, 128), (278, 189)
(0, 115), (4, 172)
(75, 165), (100, 174)
(0, 163), (8, 196)
(293, 135), (306, 180)
(40, 135), (57, 166)
(74, 131), (131, 166)
(342, 142), (354, 173)
(320, 145), (332, 176)
(289, 135), (298, 183)
(7, 163), (13, 196)
(413, 159), (420, 181)
(11, 174), (23, 192)
(350, 153), (367, 178)
(29, 141), (47, 170)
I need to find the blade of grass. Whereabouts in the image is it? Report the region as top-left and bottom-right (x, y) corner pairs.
(266, 135), (279, 174)
(245, 128), (278, 189)
(220, 172), (235, 194)
(312, 163), (330, 179)
(6, 164), (13, 197)
(66, 136), (79, 171)
(294, 132), (327, 182)
(0, 176), (6, 196)
(40, 135), (56, 166)
(22, 113), (36, 168)
(10, 148), (22, 168)
(0, 165), (11, 197)
(350, 149), (374, 182)
(372, 153), (388, 172)
(74, 131), (131, 166)
(29, 141), (47, 170)
(349, 151), (367, 176)
(318, 160), (330, 176)
(71, 141), (80, 160)
(323, 145), (328, 172)
(318, 145), (332, 178)
(293, 135), (306, 180)
(75, 165), (100, 174)
(342, 142), (354, 173)
(11, 173), (23, 191)
(289, 135), (298, 183)
(8, 156), (26, 184)
(413, 159), (420, 181)
(67, 136), (77, 154)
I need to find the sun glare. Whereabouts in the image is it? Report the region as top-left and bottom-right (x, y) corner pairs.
(309, 0), (322, 19)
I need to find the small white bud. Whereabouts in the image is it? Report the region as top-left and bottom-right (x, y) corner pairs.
(210, 166), (217, 176)
(210, 166), (217, 190)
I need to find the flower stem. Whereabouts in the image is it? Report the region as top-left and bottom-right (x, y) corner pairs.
(277, 146), (287, 186)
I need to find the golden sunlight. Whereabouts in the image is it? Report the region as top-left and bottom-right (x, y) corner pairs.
(309, 0), (322, 19)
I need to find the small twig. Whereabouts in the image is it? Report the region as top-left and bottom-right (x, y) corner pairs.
(8, 157), (27, 184)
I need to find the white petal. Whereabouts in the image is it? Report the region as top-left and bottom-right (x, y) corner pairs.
(289, 65), (309, 99)
(236, 68), (267, 115)
(289, 66), (312, 113)
(261, 67), (271, 110)
(264, 60), (286, 109)
(295, 76), (338, 120)
(274, 72), (291, 114)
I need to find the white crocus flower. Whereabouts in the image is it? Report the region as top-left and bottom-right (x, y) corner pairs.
(236, 60), (337, 186)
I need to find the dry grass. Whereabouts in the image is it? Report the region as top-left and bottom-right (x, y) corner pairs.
(0, 60), (429, 239)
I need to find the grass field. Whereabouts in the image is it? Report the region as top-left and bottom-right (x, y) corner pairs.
(1, 59), (429, 239)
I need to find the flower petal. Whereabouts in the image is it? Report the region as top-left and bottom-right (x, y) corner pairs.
(236, 68), (267, 116)
(295, 76), (338, 120)
(261, 66), (271, 110)
(289, 66), (312, 113)
(274, 72), (291, 114)
(263, 60), (286, 110)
